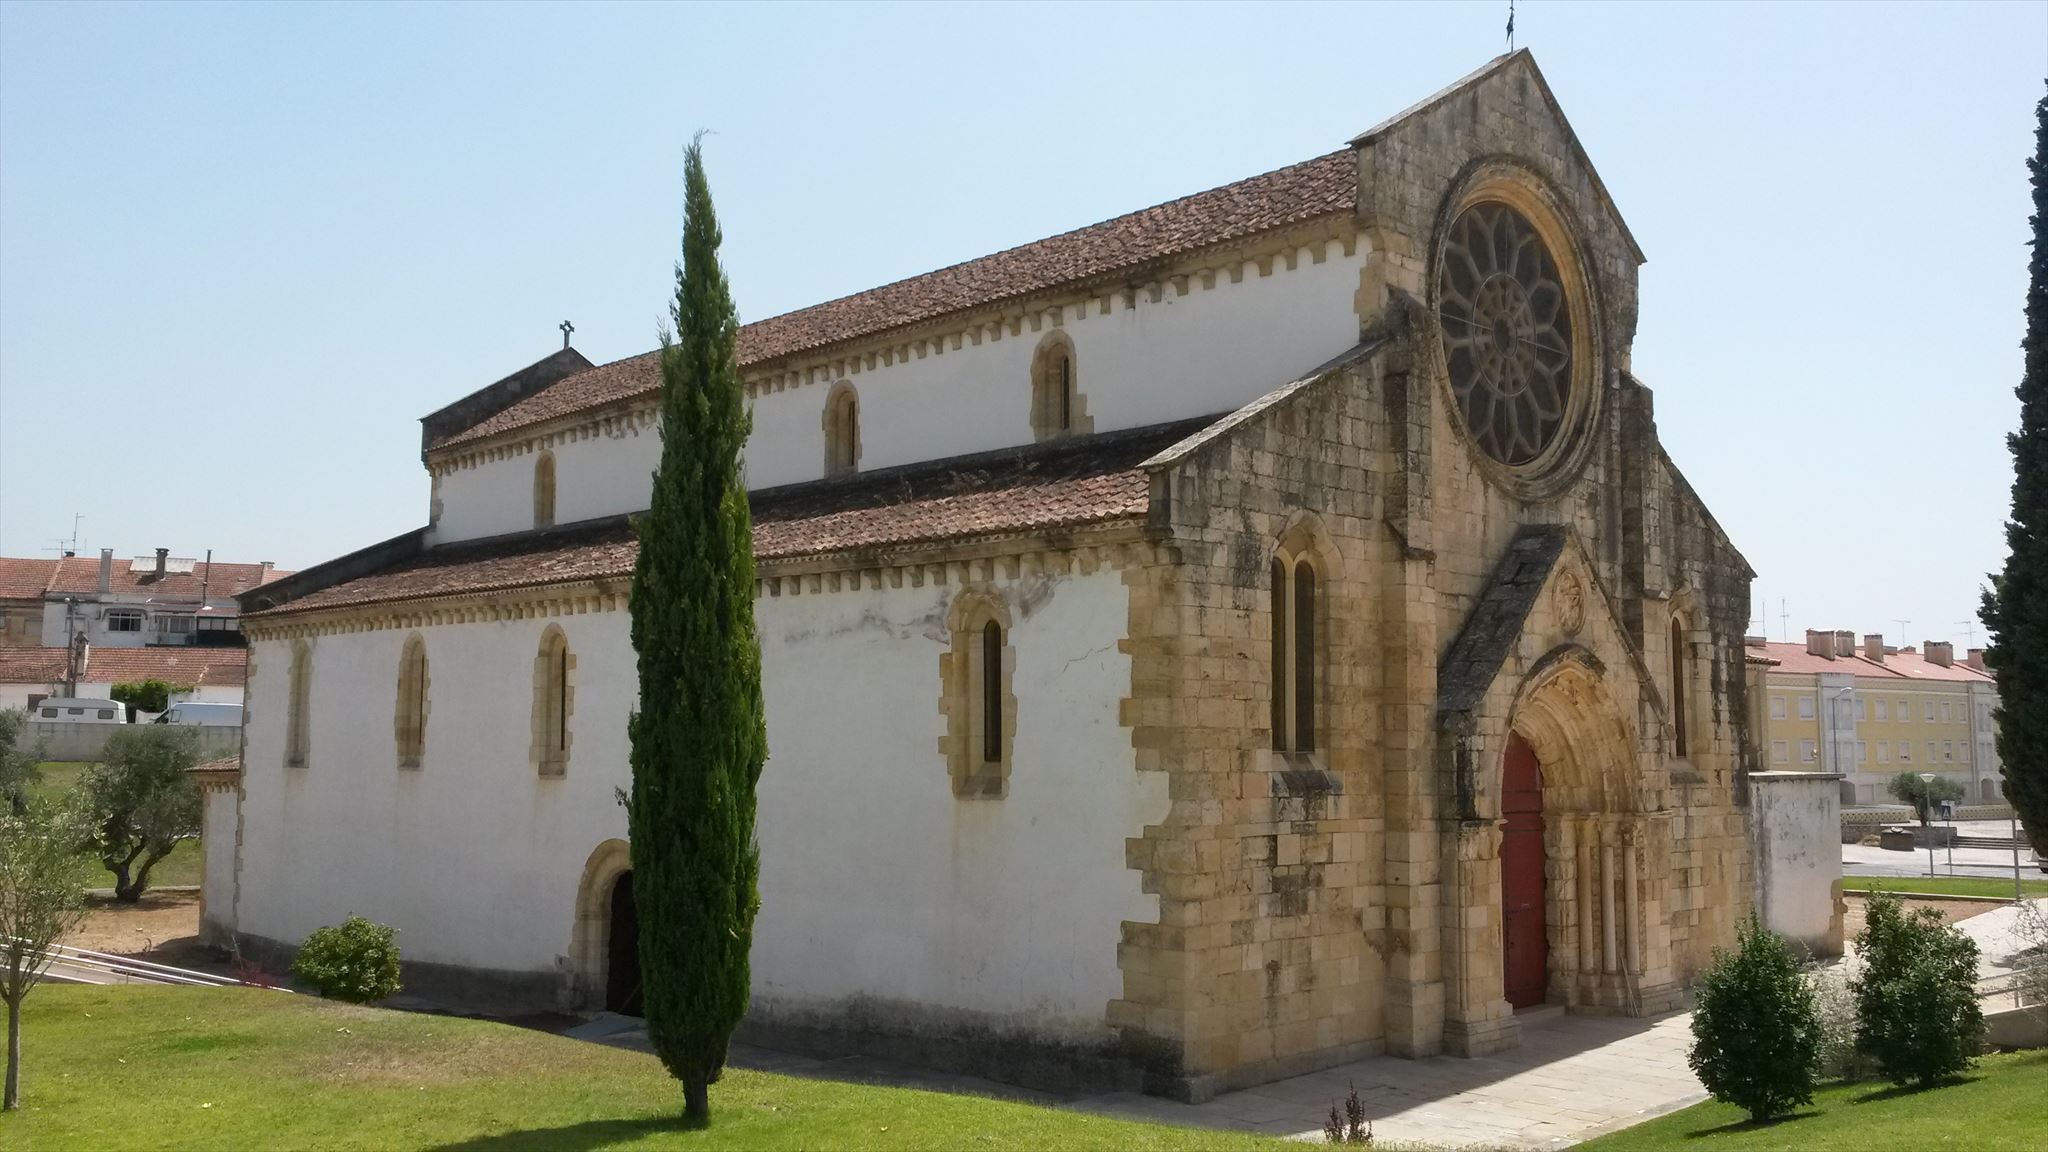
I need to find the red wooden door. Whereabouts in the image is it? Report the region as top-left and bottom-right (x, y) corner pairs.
(1500, 733), (1548, 1009)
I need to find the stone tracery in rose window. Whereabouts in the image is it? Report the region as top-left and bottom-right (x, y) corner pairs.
(1438, 202), (1575, 466)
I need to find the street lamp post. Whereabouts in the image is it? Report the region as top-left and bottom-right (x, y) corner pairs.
(1920, 772), (1938, 879)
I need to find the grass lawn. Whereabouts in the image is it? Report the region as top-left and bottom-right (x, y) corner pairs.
(1843, 874), (2048, 900)
(0, 986), (1285, 1150)
(27, 761), (203, 889)
(1579, 1049), (2048, 1151)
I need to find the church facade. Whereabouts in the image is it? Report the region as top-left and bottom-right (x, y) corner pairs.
(228, 53), (1754, 1101)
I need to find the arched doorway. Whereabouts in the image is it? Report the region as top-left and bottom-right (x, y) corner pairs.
(606, 872), (642, 1016)
(570, 838), (633, 1012)
(1500, 732), (1548, 1008)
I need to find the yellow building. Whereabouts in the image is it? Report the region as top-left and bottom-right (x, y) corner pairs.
(1748, 630), (2000, 807)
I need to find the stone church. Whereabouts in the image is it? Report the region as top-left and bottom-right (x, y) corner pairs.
(225, 52), (1754, 1101)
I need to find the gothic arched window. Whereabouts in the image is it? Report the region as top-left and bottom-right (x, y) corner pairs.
(532, 625), (574, 775)
(534, 451), (557, 529)
(395, 633), (429, 768)
(1270, 551), (1321, 754)
(1031, 334), (1086, 441)
(1670, 616), (1690, 759)
(286, 640), (312, 768)
(824, 384), (860, 477)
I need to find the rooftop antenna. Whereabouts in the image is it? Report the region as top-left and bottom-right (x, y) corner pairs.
(1892, 618), (1912, 648)
(1779, 598), (1790, 643)
(1954, 620), (1977, 648)
(42, 513), (84, 558)
(559, 320), (575, 350)
(1506, 0), (1516, 51)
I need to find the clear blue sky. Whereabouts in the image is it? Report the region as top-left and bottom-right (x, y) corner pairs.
(1, 1), (2041, 649)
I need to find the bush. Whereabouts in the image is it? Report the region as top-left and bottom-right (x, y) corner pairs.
(293, 915), (402, 1003)
(1852, 891), (1985, 1087)
(1687, 916), (1822, 1122)
(1808, 962), (1874, 1082)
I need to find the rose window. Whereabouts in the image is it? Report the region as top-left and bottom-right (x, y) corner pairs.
(1437, 202), (1574, 466)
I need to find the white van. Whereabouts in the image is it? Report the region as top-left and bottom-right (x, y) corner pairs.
(35, 698), (126, 723)
(157, 701), (242, 727)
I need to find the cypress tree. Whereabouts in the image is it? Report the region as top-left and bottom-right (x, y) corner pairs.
(627, 137), (767, 1123)
(1983, 88), (2048, 865)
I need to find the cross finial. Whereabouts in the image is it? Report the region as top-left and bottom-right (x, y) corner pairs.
(559, 320), (575, 350)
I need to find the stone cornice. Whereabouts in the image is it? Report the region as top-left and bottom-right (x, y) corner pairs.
(424, 219), (1361, 474)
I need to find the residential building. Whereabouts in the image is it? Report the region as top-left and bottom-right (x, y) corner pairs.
(221, 53), (1756, 1099)
(0, 643), (248, 712)
(1749, 630), (2001, 806)
(0, 549), (287, 650)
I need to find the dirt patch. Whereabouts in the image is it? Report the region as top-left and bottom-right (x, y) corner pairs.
(1844, 893), (2002, 940)
(63, 890), (210, 966)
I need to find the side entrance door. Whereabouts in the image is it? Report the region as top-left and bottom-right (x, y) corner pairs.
(1500, 732), (1548, 1009)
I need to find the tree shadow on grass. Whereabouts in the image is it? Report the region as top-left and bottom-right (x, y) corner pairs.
(1682, 1110), (1819, 1140)
(427, 1114), (706, 1152)
(1849, 1074), (1982, 1104)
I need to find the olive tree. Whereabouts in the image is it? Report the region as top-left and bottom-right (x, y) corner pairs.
(77, 726), (201, 902)
(1, 800), (92, 1110)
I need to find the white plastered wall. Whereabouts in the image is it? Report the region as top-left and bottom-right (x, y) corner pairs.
(428, 243), (1366, 545)
(236, 568), (1162, 1038)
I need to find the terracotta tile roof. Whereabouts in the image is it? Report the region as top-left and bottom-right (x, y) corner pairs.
(0, 647), (69, 684)
(0, 558), (58, 600)
(261, 418), (1210, 616)
(1746, 641), (1992, 684)
(1879, 649), (1994, 684)
(77, 646), (250, 688)
(1747, 641), (1899, 679)
(432, 150), (1356, 450)
(38, 556), (291, 600)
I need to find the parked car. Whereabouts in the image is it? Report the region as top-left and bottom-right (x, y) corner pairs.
(34, 697), (125, 723)
(155, 701), (241, 727)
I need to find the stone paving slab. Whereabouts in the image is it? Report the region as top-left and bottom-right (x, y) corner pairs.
(573, 1008), (1704, 1149)
(1073, 1010), (1704, 1149)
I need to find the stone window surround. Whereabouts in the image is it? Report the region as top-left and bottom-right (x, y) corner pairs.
(821, 380), (861, 477)
(285, 639), (311, 768)
(1268, 513), (1331, 755)
(531, 623), (576, 777)
(533, 450), (557, 529)
(937, 587), (1015, 798)
(1429, 162), (1603, 500)
(394, 632), (429, 769)
(1029, 330), (1092, 442)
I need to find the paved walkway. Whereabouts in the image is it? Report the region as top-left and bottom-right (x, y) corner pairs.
(1075, 1009), (1702, 1148)
(575, 1007), (1703, 1148)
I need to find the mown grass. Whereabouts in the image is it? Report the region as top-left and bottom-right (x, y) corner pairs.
(1843, 873), (2048, 900)
(27, 761), (202, 889)
(1578, 1049), (2048, 1150)
(0, 986), (1286, 1150)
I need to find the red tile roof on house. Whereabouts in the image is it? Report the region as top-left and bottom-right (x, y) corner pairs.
(77, 646), (249, 688)
(33, 555), (291, 601)
(431, 150), (1357, 451)
(0, 647), (70, 684)
(259, 418), (1209, 616)
(0, 558), (59, 600)
(2, 645), (246, 688)
(1744, 641), (1991, 683)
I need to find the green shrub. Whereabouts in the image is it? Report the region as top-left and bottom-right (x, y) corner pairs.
(1809, 962), (1874, 1082)
(1852, 891), (1985, 1087)
(1687, 916), (1822, 1122)
(292, 916), (402, 1003)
